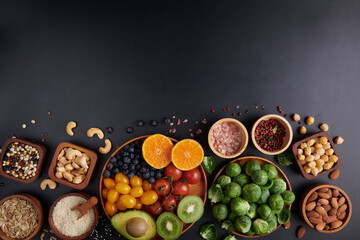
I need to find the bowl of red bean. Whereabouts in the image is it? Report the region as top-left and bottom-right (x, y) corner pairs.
(251, 114), (293, 155)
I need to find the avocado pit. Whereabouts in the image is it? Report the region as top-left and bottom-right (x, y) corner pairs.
(126, 217), (148, 238)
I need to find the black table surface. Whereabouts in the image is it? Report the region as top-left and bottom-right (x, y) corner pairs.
(0, 1), (359, 239)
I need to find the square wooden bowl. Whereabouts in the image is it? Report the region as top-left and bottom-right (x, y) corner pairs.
(48, 142), (97, 190)
(0, 138), (46, 184)
(291, 132), (341, 179)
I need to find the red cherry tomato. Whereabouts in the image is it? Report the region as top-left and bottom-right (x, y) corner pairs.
(153, 178), (171, 196)
(165, 163), (183, 181)
(172, 180), (189, 196)
(148, 201), (163, 215)
(163, 196), (178, 211)
(183, 168), (201, 184)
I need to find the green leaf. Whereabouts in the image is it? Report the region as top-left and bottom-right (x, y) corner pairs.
(199, 223), (217, 240)
(208, 184), (224, 203)
(277, 152), (294, 166)
(202, 156), (216, 174)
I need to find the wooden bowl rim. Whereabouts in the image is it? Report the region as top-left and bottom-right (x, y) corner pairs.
(211, 156), (292, 238)
(300, 183), (352, 233)
(0, 193), (43, 240)
(251, 114), (293, 155)
(99, 135), (208, 236)
(48, 192), (99, 240)
(48, 142), (98, 190)
(0, 138), (46, 184)
(208, 118), (249, 159)
(291, 131), (342, 179)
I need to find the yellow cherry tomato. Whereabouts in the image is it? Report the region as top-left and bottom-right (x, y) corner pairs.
(143, 180), (153, 191)
(134, 198), (143, 210)
(115, 183), (131, 195)
(140, 190), (158, 205)
(120, 195), (137, 208)
(105, 201), (118, 216)
(103, 178), (116, 189)
(116, 199), (127, 211)
(130, 175), (143, 187)
(130, 186), (144, 198)
(102, 188), (109, 199)
(107, 189), (120, 203)
(115, 172), (129, 184)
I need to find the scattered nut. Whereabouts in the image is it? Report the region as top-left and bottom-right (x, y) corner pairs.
(334, 136), (344, 144)
(297, 225), (306, 239)
(99, 139), (112, 154)
(306, 116), (315, 125)
(330, 169), (340, 180)
(293, 113), (301, 122)
(319, 123), (329, 132)
(63, 171), (74, 182)
(87, 127), (104, 139)
(299, 126), (307, 135)
(66, 121), (77, 136)
(55, 171), (63, 179)
(283, 220), (291, 229)
(73, 175), (85, 184)
(40, 179), (57, 190)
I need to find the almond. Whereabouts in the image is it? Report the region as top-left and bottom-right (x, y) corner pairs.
(338, 204), (348, 213)
(318, 187), (329, 193)
(283, 220), (291, 229)
(309, 217), (323, 225)
(297, 226), (306, 239)
(305, 201), (316, 211)
(323, 204), (331, 212)
(330, 220), (343, 229)
(316, 206), (327, 216)
(306, 211), (320, 218)
(333, 189), (339, 197)
(329, 215), (337, 223)
(322, 215), (331, 223)
(316, 222), (326, 231)
(326, 189), (333, 198)
(318, 199), (329, 205)
(337, 211), (347, 220)
(331, 198), (338, 209)
(328, 207), (337, 216)
(330, 169), (340, 180)
(308, 191), (318, 202)
(338, 197), (346, 207)
(318, 192), (330, 199)
(324, 225), (330, 230)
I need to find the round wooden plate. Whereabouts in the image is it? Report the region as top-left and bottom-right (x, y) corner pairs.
(211, 156), (292, 238)
(99, 135), (207, 240)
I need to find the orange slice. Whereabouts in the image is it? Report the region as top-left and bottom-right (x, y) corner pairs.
(142, 134), (173, 169)
(171, 139), (204, 171)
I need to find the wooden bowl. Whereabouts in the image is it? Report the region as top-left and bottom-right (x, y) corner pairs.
(99, 135), (207, 239)
(48, 192), (99, 240)
(0, 193), (43, 240)
(212, 156), (292, 238)
(0, 138), (46, 183)
(292, 132), (342, 179)
(251, 114), (293, 155)
(48, 142), (98, 190)
(208, 118), (249, 159)
(300, 183), (352, 233)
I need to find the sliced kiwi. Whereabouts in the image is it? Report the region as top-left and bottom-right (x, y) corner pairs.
(177, 195), (204, 223)
(156, 212), (182, 240)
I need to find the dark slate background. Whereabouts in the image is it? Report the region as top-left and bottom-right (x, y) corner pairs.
(0, 0), (359, 239)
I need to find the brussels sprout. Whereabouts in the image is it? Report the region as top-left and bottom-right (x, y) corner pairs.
(251, 170), (268, 186)
(251, 218), (270, 235)
(230, 197), (250, 216)
(223, 235), (237, 240)
(269, 178), (286, 194)
(222, 194), (232, 205)
(225, 182), (242, 198)
(208, 184), (224, 203)
(225, 162), (242, 177)
(247, 202), (258, 219)
(216, 175), (232, 187)
(262, 164), (278, 180)
(202, 156), (216, 174)
(245, 160), (261, 176)
(234, 215), (252, 234)
(277, 152), (293, 166)
(200, 223), (217, 240)
(278, 208), (291, 224)
(267, 213), (278, 233)
(242, 183), (261, 202)
(212, 203), (229, 220)
(256, 189), (270, 205)
(281, 190), (295, 205)
(268, 194), (284, 213)
(245, 229), (255, 236)
(260, 179), (273, 191)
(227, 212), (237, 222)
(221, 220), (235, 232)
(257, 204), (272, 220)
(233, 173), (250, 187)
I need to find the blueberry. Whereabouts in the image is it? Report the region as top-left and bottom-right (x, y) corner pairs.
(143, 172), (150, 179)
(116, 154), (122, 160)
(128, 172), (135, 179)
(130, 153), (135, 159)
(126, 127), (134, 133)
(136, 164), (141, 170)
(163, 117), (171, 124)
(129, 164), (135, 171)
(113, 168), (120, 174)
(141, 162), (147, 167)
(124, 145), (129, 150)
(155, 171), (162, 179)
(140, 167), (146, 173)
(110, 157), (117, 164)
(106, 162), (113, 170)
(113, 162), (118, 167)
(122, 164), (128, 170)
(128, 146), (135, 153)
(117, 160), (123, 166)
(132, 159), (139, 165)
(123, 157), (131, 164)
(123, 169), (129, 175)
(136, 172), (142, 178)
(150, 120), (158, 126)
(110, 174), (115, 178)
(148, 177), (156, 184)
(144, 168), (149, 172)
(103, 170), (111, 177)
(150, 171), (155, 177)
(106, 127), (113, 133)
(130, 142), (135, 147)
(135, 154), (141, 159)
(136, 120), (145, 127)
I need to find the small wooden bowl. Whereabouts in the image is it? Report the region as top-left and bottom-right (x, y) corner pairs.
(251, 114), (293, 155)
(208, 118), (249, 159)
(292, 132), (341, 179)
(211, 156), (292, 238)
(300, 183), (352, 233)
(0, 193), (43, 240)
(48, 142), (97, 190)
(49, 192), (99, 240)
(0, 138), (46, 183)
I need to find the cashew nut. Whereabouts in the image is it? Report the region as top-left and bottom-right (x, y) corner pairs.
(55, 171), (63, 179)
(40, 179), (57, 190)
(63, 172), (74, 182)
(75, 156), (89, 169)
(59, 156), (71, 165)
(71, 168), (87, 176)
(72, 162), (80, 169)
(58, 149), (65, 159)
(73, 175), (85, 184)
(65, 148), (82, 160)
(87, 127), (104, 139)
(65, 163), (74, 171)
(66, 121), (77, 136)
(56, 166), (66, 173)
(57, 162), (64, 167)
(99, 139), (112, 154)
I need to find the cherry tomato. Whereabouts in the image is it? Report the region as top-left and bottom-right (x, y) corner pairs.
(165, 163), (183, 181)
(130, 175), (143, 187)
(130, 186), (144, 198)
(102, 188), (109, 199)
(153, 178), (171, 196)
(115, 172), (129, 184)
(163, 196), (178, 211)
(115, 183), (131, 195)
(134, 198), (143, 210)
(103, 178), (116, 189)
(141, 190), (158, 205)
(105, 201), (118, 216)
(107, 189), (120, 203)
(120, 195), (137, 208)
(148, 201), (163, 215)
(172, 180), (189, 196)
(143, 180), (153, 191)
(183, 168), (201, 184)
(116, 199), (127, 211)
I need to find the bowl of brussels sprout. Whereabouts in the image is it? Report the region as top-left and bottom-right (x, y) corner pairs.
(208, 156), (294, 238)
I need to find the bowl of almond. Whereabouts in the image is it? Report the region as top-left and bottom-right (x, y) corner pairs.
(300, 183), (352, 233)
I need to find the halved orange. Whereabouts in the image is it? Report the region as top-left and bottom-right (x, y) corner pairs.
(142, 134), (173, 169)
(171, 139), (204, 171)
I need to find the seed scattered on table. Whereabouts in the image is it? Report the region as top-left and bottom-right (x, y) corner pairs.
(31, 120), (36, 124)
(334, 136), (344, 144)
(320, 123), (329, 132)
(293, 114), (300, 122)
(196, 129), (202, 135)
(22, 124), (27, 129)
(306, 116), (315, 125)
(299, 126), (307, 135)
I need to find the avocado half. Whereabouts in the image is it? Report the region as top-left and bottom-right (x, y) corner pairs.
(111, 210), (156, 240)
